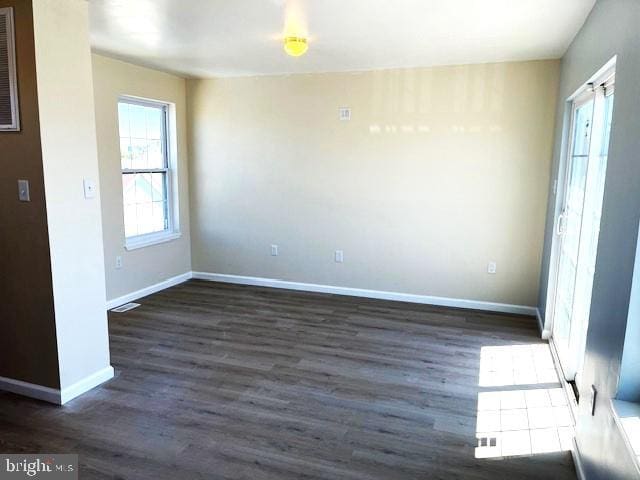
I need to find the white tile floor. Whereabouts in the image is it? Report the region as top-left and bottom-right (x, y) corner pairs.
(475, 343), (575, 459)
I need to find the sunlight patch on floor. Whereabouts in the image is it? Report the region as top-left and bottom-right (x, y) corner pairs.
(475, 344), (575, 459)
(478, 344), (559, 388)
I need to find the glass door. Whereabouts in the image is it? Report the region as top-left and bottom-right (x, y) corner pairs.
(569, 86), (614, 389)
(552, 96), (595, 377)
(552, 74), (615, 386)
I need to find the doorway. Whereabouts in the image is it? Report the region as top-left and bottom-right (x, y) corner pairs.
(550, 65), (615, 391)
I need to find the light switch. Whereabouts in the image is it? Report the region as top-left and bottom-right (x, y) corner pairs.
(335, 250), (344, 263)
(83, 178), (97, 199)
(18, 179), (30, 202)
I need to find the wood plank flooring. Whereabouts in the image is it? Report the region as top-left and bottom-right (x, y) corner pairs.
(0, 280), (576, 479)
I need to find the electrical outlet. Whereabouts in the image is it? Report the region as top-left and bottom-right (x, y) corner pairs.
(335, 250), (344, 263)
(83, 178), (97, 199)
(115, 256), (123, 269)
(488, 261), (497, 274)
(339, 107), (351, 121)
(270, 244), (279, 256)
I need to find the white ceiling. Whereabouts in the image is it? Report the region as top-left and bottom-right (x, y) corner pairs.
(88, 0), (595, 78)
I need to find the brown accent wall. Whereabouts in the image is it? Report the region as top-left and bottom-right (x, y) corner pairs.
(0, 0), (59, 388)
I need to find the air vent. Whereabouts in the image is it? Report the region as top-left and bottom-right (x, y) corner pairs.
(111, 302), (141, 313)
(0, 7), (19, 131)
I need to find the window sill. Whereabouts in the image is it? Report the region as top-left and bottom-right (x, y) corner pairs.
(611, 399), (640, 475)
(125, 231), (181, 251)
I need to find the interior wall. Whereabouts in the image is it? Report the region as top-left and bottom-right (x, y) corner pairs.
(0, 0), (59, 388)
(617, 220), (640, 403)
(537, 0), (640, 478)
(32, 0), (111, 389)
(92, 54), (191, 302)
(188, 60), (559, 307)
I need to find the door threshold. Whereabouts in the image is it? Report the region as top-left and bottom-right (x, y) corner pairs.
(547, 336), (580, 424)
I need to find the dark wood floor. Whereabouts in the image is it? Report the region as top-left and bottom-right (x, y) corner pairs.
(0, 280), (576, 479)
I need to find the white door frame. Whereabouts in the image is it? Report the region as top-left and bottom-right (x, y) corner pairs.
(543, 57), (617, 383)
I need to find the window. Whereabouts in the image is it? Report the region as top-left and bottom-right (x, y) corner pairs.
(118, 97), (179, 249)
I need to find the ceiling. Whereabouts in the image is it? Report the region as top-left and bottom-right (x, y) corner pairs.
(88, 0), (596, 78)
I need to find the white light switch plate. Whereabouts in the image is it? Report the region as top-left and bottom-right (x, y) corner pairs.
(83, 178), (97, 199)
(335, 250), (344, 263)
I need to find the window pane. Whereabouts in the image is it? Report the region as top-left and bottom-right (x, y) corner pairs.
(120, 138), (132, 169)
(137, 203), (154, 235)
(131, 138), (149, 169)
(122, 171), (169, 238)
(146, 107), (163, 140)
(129, 104), (147, 138)
(135, 173), (152, 204)
(151, 172), (166, 202)
(148, 140), (163, 169)
(122, 173), (136, 206)
(152, 201), (167, 231)
(572, 101), (594, 157)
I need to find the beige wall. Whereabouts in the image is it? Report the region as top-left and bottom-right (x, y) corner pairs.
(188, 60), (559, 307)
(92, 54), (191, 302)
(32, 0), (111, 389)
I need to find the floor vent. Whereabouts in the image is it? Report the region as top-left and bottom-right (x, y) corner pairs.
(111, 302), (141, 313)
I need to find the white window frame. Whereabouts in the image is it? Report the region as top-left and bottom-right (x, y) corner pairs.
(0, 7), (20, 131)
(118, 96), (181, 250)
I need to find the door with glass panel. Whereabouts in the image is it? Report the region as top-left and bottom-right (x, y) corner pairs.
(552, 73), (615, 387)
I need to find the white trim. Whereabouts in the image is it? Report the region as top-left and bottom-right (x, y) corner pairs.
(548, 335), (579, 424)
(60, 366), (115, 404)
(544, 56), (618, 366)
(106, 271), (192, 310)
(0, 376), (61, 404)
(536, 308), (552, 339)
(124, 231), (181, 251)
(0, 366), (114, 405)
(571, 438), (587, 480)
(192, 272), (537, 316)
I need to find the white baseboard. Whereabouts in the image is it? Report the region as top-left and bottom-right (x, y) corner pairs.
(0, 376), (61, 404)
(60, 366), (115, 404)
(0, 365), (114, 405)
(572, 437), (587, 480)
(536, 308), (552, 339)
(192, 272), (538, 316)
(106, 272), (193, 310)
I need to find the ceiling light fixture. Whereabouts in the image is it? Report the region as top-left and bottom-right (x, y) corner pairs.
(284, 36), (308, 57)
